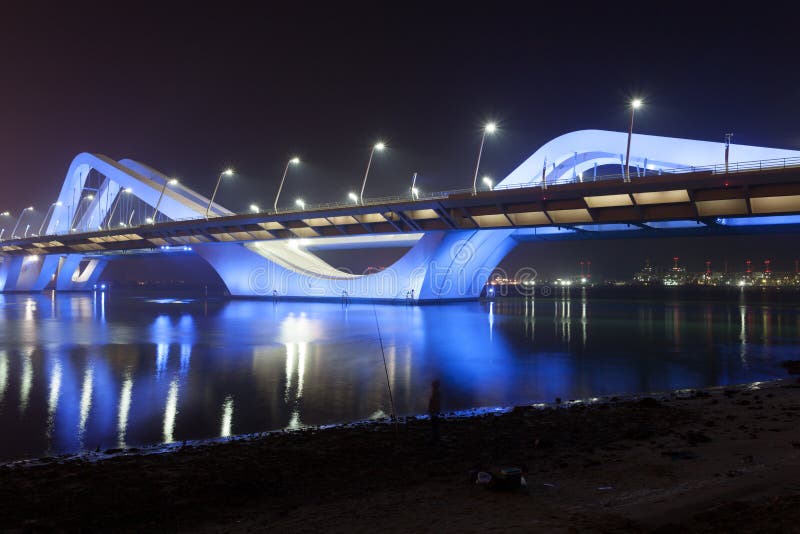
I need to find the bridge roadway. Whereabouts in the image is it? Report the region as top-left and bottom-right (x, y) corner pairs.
(2, 164), (800, 258)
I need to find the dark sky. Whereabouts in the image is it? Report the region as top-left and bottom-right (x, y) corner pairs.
(1, 2), (799, 279)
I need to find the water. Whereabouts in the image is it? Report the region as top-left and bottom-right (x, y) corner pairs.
(0, 290), (798, 461)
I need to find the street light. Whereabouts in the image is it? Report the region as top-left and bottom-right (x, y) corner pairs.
(107, 188), (133, 229)
(11, 207), (34, 238)
(152, 178), (178, 224)
(624, 99), (643, 183)
(360, 142), (385, 205)
(273, 157), (301, 213)
(250, 204), (260, 213)
(295, 198), (305, 210)
(206, 168), (234, 219)
(472, 122), (497, 194)
(411, 172), (419, 200)
(38, 201), (63, 235)
(348, 192), (359, 203)
(482, 176), (494, 190)
(0, 211), (11, 240)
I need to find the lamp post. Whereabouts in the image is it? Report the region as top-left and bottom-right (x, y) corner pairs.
(38, 202), (63, 235)
(107, 188), (132, 229)
(73, 195), (94, 232)
(482, 176), (494, 190)
(411, 172), (418, 199)
(295, 198), (305, 210)
(206, 169), (234, 219)
(152, 179), (178, 225)
(273, 157), (300, 213)
(0, 211), (11, 240)
(472, 122), (497, 194)
(624, 99), (642, 183)
(348, 192), (359, 204)
(250, 204), (260, 213)
(11, 207), (34, 238)
(360, 142), (385, 205)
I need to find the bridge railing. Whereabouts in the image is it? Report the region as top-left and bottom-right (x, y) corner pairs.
(6, 155), (800, 242)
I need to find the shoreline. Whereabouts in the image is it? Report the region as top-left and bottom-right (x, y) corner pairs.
(2, 378), (777, 469)
(4, 377), (800, 531)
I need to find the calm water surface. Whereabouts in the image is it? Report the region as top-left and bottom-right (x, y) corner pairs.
(0, 290), (798, 461)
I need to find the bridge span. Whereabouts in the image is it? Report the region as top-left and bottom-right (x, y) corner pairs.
(3, 130), (800, 301)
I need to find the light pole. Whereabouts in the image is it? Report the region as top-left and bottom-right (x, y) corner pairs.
(348, 192), (359, 204)
(152, 179), (178, 224)
(482, 176), (494, 190)
(38, 202), (63, 235)
(295, 198), (305, 210)
(472, 122), (497, 194)
(206, 169), (234, 219)
(250, 204), (260, 213)
(0, 211), (11, 240)
(624, 99), (642, 183)
(411, 172), (418, 199)
(107, 188), (132, 228)
(12, 207), (34, 238)
(72, 195), (94, 232)
(273, 157), (300, 213)
(360, 142), (385, 205)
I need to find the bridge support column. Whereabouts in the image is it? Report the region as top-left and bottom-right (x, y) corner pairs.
(194, 229), (519, 302)
(55, 254), (109, 291)
(0, 255), (61, 292)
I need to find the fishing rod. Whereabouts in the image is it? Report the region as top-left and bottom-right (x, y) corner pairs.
(372, 303), (399, 435)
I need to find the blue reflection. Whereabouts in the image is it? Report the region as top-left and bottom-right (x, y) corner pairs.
(0, 293), (798, 462)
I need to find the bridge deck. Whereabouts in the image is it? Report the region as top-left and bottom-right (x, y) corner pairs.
(2, 166), (800, 257)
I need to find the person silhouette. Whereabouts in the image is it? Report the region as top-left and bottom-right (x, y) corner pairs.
(428, 379), (441, 443)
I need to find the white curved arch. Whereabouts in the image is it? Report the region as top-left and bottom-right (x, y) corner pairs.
(47, 153), (231, 235)
(500, 129), (800, 187)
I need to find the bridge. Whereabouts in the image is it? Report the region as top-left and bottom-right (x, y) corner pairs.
(2, 129), (800, 301)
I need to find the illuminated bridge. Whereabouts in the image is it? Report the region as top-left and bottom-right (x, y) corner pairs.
(2, 129), (800, 301)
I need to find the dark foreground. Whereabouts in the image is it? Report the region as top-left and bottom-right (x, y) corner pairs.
(3, 380), (800, 532)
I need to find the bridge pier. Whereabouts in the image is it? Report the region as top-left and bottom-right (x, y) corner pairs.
(0, 254), (109, 292)
(55, 255), (109, 291)
(194, 229), (519, 302)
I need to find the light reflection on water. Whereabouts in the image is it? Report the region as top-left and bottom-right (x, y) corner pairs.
(0, 291), (798, 461)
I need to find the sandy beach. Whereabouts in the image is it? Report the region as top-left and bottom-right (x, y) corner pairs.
(3, 379), (800, 532)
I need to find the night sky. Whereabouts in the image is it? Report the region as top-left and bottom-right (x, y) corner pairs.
(2, 3), (799, 279)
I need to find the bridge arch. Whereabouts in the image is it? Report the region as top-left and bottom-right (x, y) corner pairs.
(499, 129), (800, 187)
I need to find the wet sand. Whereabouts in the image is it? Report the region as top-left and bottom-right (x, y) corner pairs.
(3, 379), (800, 532)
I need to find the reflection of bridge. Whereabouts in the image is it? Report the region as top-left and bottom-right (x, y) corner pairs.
(2, 129), (800, 301)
